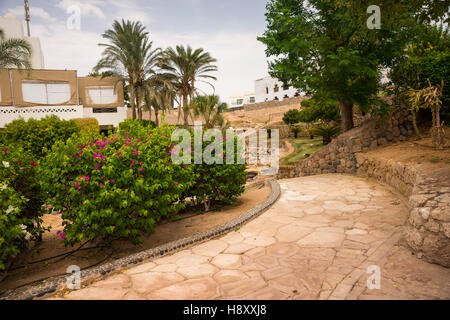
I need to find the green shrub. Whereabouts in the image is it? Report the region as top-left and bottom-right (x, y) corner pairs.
(182, 130), (247, 211)
(39, 123), (195, 245)
(282, 109), (301, 126)
(1, 116), (79, 159)
(290, 126), (302, 138)
(118, 119), (156, 137)
(0, 145), (46, 270)
(73, 118), (100, 134)
(299, 98), (341, 124)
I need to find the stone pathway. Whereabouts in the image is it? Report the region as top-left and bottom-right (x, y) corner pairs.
(56, 175), (450, 300)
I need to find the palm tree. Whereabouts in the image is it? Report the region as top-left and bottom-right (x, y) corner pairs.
(144, 76), (177, 126)
(189, 95), (229, 129)
(160, 45), (217, 126)
(93, 20), (161, 120)
(0, 28), (32, 69)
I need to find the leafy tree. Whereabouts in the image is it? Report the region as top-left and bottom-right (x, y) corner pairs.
(258, 0), (449, 132)
(0, 28), (32, 69)
(94, 20), (161, 120)
(161, 45), (218, 126)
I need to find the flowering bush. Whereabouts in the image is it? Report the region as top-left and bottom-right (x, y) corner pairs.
(0, 145), (46, 270)
(39, 123), (195, 245)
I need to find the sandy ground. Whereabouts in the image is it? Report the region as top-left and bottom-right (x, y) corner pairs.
(0, 185), (271, 293)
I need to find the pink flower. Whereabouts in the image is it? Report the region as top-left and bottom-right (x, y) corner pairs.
(130, 163), (133, 167)
(110, 179), (115, 184)
(3, 148), (7, 155)
(175, 181), (179, 185)
(99, 183), (103, 187)
(78, 150), (83, 155)
(173, 211), (178, 215)
(74, 181), (78, 186)
(31, 161), (37, 167)
(140, 167), (144, 172)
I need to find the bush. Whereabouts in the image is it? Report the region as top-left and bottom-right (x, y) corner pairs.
(282, 109), (301, 126)
(183, 130), (246, 211)
(290, 127), (302, 138)
(118, 119), (156, 137)
(1, 116), (79, 159)
(0, 145), (46, 270)
(73, 118), (100, 134)
(39, 123), (195, 245)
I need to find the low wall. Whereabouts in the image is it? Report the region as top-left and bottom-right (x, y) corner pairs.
(356, 154), (450, 267)
(276, 105), (450, 267)
(243, 96), (306, 112)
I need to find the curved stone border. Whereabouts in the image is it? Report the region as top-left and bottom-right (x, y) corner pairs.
(355, 153), (450, 268)
(1, 179), (281, 300)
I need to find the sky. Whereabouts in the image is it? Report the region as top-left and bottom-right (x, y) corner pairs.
(0, 0), (271, 101)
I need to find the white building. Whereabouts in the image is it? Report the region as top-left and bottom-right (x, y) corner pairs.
(254, 76), (300, 103)
(228, 92), (256, 109)
(0, 13), (45, 69)
(0, 14), (127, 129)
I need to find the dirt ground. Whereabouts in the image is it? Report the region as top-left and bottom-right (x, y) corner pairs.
(0, 184), (271, 294)
(363, 126), (450, 182)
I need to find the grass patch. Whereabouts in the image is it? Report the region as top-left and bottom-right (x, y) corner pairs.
(283, 136), (323, 165)
(429, 157), (442, 163)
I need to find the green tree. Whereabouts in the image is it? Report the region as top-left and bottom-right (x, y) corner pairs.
(0, 28), (32, 69)
(282, 109), (301, 126)
(299, 98), (341, 124)
(189, 95), (229, 129)
(258, 0), (449, 132)
(161, 45), (218, 126)
(94, 20), (161, 120)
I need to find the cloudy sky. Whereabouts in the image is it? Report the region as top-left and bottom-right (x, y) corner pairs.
(0, 0), (271, 100)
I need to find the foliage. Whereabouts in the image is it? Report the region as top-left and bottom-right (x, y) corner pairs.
(189, 95), (229, 129)
(0, 28), (32, 69)
(94, 20), (161, 120)
(183, 130), (247, 211)
(118, 119), (156, 137)
(282, 109), (301, 126)
(160, 45), (218, 126)
(258, 0), (449, 131)
(299, 98), (341, 124)
(0, 145), (46, 270)
(310, 126), (341, 145)
(1, 116), (78, 159)
(408, 79), (445, 149)
(73, 118), (100, 134)
(389, 24), (450, 120)
(39, 123), (195, 245)
(290, 126), (302, 138)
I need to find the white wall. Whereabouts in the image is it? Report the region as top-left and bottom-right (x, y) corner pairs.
(228, 92), (255, 109)
(254, 76), (299, 103)
(0, 14), (45, 69)
(83, 107), (127, 128)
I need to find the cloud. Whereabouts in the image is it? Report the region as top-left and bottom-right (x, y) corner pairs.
(8, 6), (57, 22)
(57, 0), (106, 20)
(108, 0), (153, 24)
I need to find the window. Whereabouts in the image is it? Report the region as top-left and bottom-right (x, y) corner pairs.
(294, 92), (300, 97)
(282, 84), (289, 91)
(249, 97), (255, 103)
(22, 81), (71, 105)
(266, 87), (269, 94)
(93, 108), (118, 113)
(274, 96), (279, 101)
(236, 99), (244, 105)
(86, 86), (117, 105)
(274, 84), (279, 93)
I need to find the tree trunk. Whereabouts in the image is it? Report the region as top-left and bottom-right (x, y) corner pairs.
(155, 109), (159, 127)
(183, 93), (189, 127)
(339, 100), (354, 132)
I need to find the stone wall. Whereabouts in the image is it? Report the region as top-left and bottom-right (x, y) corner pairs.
(356, 154), (450, 267)
(244, 96), (306, 112)
(276, 105), (450, 267)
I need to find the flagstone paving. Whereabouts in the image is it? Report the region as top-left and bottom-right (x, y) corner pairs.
(57, 175), (450, 300)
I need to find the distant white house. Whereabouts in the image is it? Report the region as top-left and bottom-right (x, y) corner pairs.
(254, 76), (300, 103)
(228, 92), (256, 109)
(0, 13), (45, 69)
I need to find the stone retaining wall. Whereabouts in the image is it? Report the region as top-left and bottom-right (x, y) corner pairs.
(276, 105), (450, 267)
(356, 154), (450, 267)
(243, 96), (305, 112)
